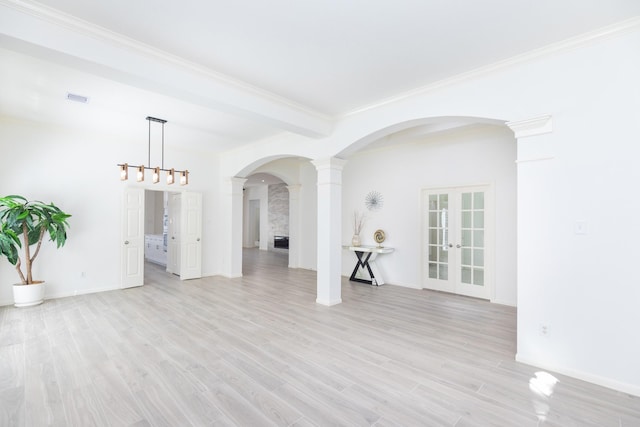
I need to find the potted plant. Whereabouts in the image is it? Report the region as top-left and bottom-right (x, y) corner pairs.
(0, 195), (71, 307)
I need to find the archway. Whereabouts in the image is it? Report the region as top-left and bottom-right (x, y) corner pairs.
(232, 156), (314, 277)
(337, 116), (517, 306)
(224, 115), (515, 306)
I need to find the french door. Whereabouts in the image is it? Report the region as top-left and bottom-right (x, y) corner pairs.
(422, 185), (493, 300)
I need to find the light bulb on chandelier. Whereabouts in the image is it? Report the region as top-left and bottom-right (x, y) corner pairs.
(117, 116), (189, 185)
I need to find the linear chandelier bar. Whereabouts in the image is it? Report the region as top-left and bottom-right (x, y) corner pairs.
(118, 116), (189, 185)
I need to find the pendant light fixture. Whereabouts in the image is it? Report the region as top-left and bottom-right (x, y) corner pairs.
(117, 116), (189, 185)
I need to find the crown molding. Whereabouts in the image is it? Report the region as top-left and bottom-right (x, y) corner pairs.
(507, 114), (553, 139)
(0, 0), (331, 123)
(343, 16), (640, 118)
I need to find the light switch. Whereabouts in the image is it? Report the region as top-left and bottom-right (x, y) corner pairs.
(574, 220), (588, 235)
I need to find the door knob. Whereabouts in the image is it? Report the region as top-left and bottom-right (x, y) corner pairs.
(124, 240), (129, 245)
(448, 243), (453, 248)
(197, 238), (200, 242)
(456, 244), (461, 248)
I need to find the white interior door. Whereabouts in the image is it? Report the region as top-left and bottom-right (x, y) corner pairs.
(121, 188), (144, 288)
(180, 191), (202, 280)
(167, 193), (181, 275)
(423, 185), (493, 300)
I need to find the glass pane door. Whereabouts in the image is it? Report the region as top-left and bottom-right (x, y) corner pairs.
(428, 193), (449, 281)
(460, 191), (484, 287)
(424, 191), (455, 294)
(423, 186), (491, 300)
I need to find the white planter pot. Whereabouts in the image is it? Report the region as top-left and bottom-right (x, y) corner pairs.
(13, 281), (45, 307)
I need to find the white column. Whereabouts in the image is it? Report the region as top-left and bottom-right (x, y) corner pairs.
(506, 115), (554, 364)
(287, 184), (301, 268)
(221, 176), (247, 278)
(312, 157), (347, 306)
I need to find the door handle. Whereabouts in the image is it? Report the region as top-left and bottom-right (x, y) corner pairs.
(197, 238), (200, 242)
(456, 244), (461, 248)
(124, 240), (129, 245)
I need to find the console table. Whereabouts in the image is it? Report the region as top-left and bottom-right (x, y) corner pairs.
(344, 245), (394, 286)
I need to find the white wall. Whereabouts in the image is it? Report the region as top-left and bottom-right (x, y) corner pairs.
(512, 32), (640, 393)
(298, 161), (318, 270)
(242, 185), (268, 250)
(222, 26), (640, 395)
(0, 117), (220, 304)
(341, 125), (517, 305)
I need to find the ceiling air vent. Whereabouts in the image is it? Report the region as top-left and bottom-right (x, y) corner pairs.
(66, 92), (89, 103)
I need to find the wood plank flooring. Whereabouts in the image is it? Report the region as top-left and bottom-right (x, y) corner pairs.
(1, 248), (639, 426)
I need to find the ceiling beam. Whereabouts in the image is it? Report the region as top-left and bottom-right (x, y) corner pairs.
(0, 0), (333, 138)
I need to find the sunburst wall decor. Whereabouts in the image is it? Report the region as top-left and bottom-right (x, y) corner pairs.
(365, 190), (383, 211)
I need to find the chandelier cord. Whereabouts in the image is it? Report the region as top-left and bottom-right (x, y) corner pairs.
(148, 117), (151, 168)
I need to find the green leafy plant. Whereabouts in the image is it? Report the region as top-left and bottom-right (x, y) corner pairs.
(0, 195), (71, 285)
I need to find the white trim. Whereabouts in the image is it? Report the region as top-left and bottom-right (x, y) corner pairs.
(316, 297), (342, 306)
(47, 285), (121, 300)
(221, 273), (243, 279)
(311, 157), (348, 172)
(507, 115), (553, 139)
(516, 354), (640, 397)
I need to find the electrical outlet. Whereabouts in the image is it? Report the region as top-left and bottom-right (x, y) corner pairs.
(540, 323), (550, 336)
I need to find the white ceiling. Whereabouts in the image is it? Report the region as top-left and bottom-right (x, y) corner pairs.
(244, 172), (285, 188)
(1, 0), (640, 151)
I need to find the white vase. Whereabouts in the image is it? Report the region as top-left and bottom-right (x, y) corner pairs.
(352, 234), (361, 247)
(13, 281), (45, 308)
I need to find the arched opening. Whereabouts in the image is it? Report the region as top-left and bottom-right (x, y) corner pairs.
(337, 116), (517, 305)
(242, 172), (289, 274)
(234, 156), (315, 277)
(337, 116), (507, 158)
(225, 116), (515, 306)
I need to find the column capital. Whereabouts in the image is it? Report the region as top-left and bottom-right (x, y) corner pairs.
(311, 157), (347, 171)
(226, 176), (248, 185)
(286, 184), (301, 196)
(224, 176), (247, 194)
(507, 114), (553, 139)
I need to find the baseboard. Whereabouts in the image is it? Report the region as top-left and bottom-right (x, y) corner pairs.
(490, 298), (517, 307)
(46, 285), (121, 300)
(515, 353), (640, 397)
(221, 273), (243, 279)
(316, 298), (342, 306)
(0, 285), (121, 307)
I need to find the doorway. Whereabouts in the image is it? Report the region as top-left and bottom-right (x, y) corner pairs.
(422, 184), (494, 300)
(120, 188), (203, 288)
(143, 190), (169, 269)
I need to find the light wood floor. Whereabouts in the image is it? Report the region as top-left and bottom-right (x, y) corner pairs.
(1, 249), (639, 426)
